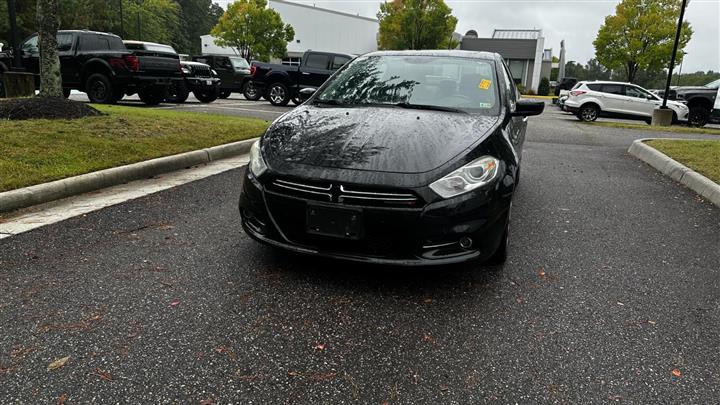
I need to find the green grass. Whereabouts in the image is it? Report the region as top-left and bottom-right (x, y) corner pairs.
(588, 121), (720, 136)
(0, 104), (269, 192)
(645, 139), (720, 183)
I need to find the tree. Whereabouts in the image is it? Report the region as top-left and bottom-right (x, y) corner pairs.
(377, 0), (457, 50)
(37, 0), (63, 97)
(538, 77), (550, 96)
(594, 0), (692, 83)
(121, 0), (181, 45)
(210, 0), (294, 62)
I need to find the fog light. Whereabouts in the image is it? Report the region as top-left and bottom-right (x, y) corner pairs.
(459, 237), (473, 249)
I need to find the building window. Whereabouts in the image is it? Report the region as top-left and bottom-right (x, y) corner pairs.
(507, 60), (526, 84)
(281, 57), (301, 66)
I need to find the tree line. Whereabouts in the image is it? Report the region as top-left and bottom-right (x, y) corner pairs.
(0, 0), (223, 55)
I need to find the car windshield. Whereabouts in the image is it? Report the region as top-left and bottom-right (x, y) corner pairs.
(230, 57), (249, 69)
(705, 79), (720, 89)
(314, 55), (500, 114)
(144, 43), (177, 54)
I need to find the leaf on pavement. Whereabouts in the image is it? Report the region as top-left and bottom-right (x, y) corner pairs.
(200, 398), (215, 405)
(48, 356), (69, 371)
(538, 267), (546, 277)
(95, 367), (113, 381)
(57, 393), (68, 405)
(672, 368), (682, 377)
(169, 299), (181, 308)
(314, 343), (326, 351)
(287, 370), (303, 377)
(423, 334), (433, 343)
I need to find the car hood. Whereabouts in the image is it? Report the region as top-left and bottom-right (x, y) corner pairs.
(262, 105), (500, 174)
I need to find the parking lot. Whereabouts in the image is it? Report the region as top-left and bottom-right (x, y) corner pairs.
(2, 97), (719, 403)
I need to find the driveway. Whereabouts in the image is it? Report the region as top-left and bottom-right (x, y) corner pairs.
(1, 108), (718, 403)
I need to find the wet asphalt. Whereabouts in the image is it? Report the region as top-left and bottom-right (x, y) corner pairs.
(1, 106), (719, 403)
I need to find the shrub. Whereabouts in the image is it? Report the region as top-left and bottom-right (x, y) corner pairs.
(538, 77), (550, 96)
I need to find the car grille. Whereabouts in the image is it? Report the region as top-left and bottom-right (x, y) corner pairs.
(267, 178), (423, 208)
(188, 65), (212, 78)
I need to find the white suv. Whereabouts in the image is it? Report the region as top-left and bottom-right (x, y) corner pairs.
(564, 81), (689, 123)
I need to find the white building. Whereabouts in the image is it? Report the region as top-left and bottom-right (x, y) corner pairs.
(200, 0), (379, 63)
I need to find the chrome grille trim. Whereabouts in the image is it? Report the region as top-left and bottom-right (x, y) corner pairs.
(339, 185), (416, 198)
(269, 178), (422, 206)
(276, 179), (332, 191)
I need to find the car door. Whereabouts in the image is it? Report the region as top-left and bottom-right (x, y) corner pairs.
(500, 60), (526, 155)
(57, 32), (79, 87)
(213, 56), (235, 88)
(300, 53), (332, 90)
(20, 35), (40, 75)
(623, 85), (659, 117)
(598, 83), (627, 114)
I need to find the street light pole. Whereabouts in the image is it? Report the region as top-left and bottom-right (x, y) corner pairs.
(7, 0), (23, 69)
(119, 0), (124, 38)
(662, 0), (688, 108)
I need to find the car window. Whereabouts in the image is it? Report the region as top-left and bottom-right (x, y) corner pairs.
(705, 79), (720, 89)
(21, 36), (39, 54)
(500, 61), (517, 103)
(331, 55), (351, 70)
(57, 33), (73, 52)
(80, 34), (124, 52)
(216, 57), (232, 69)
(601, 84), (624, 95)
(305, 53), (331, 70)
(194, 57), (209, 65)
(143, 43), (176, 54)
(571, 82), (583, 90)
(315, 55), (500, 115)
(229, 57), (249, 69)
(625, 86), (653, 99)
(586, 83), (602, 91)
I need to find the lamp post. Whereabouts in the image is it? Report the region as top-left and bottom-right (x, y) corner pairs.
(7, 0), (23, 69)
(119, 0), (124, 38)
(661, 0), (688, 108)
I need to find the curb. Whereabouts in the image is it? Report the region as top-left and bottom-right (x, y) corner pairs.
(628, 138), (720, 207)
(0, 137), (258, 213)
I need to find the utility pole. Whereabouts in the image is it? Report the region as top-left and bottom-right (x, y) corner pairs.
(7, 0), (23, 69)
(136, 0), (142, 41)
(119, 0), (124, 38)
(661, 0), (688, 108)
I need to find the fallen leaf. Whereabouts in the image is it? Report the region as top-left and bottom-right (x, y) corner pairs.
(48, 356), (69, 371)
(95, 367), (113, 381)
(215, 346), (227, 354)
(57, 393), (68, 405)
(647, 320), (657, 325)
(617, 302), (625, 306)
(439, 384), (449, 391)
(538, 268), (546, 277)
(314, 343), (326, 351)
(87, 313), (102, 321)
(200, 398), (215, 405)
(423, 334), (433, 342)
(423, 298), (433, 304)
(287, 370), (303, 377)
(672, 368), (682, 377)
(169, 299), (181, 308)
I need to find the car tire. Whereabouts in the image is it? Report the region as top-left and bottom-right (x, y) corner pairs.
(268, 82), (290, 106)
(85, 73), (116, 104)
(194, 87), (219, 103)
(291, 96), (303, 106)
(166, 81), (189, 103)
(688, 105), (709, 127)
(644, 118), (652, 125)
(219, 89), (232, 99)
(577, 104), (599, 122)
(243, 83), (262, 101)
(486, 204), (511, 266)
(62, 88), (71, 99)
(139, 88), (165, 106)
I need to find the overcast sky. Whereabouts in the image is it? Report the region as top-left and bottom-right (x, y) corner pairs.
(217, 0), (720, 72)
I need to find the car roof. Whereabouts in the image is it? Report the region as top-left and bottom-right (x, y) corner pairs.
(580, 80), (637, 86)
(58, 30), (120, 38)
(123, 40), (168, 47)
(363, 49), (499, 60)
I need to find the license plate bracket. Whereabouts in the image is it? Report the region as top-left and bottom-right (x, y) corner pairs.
(306, 205), (363, 240)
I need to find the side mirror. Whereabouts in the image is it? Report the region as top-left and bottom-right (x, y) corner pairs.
(298, 87), (317, 101)
(512, 99), (545, 117)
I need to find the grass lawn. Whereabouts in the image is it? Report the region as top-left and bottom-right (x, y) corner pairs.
(645, 139), (720, 183)
(589, 121), (720, 136)
(0, 104), (269, 192)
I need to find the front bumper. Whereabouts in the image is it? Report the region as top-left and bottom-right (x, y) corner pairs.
(185, 77), (221, 91)
(238, 169), (512, 266)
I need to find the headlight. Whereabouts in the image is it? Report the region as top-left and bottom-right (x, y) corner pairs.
(181, 67), (191, 75)
(249, 140), (267, 177)
(429, 156), (500, 199)
(211, 69), (218, 76)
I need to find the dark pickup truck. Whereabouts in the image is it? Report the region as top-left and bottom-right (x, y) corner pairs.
(248, 50), (353, 106)
(0, 30), (181, 104)
(192, 54), (252, 100)
(660, 79), (720, 127)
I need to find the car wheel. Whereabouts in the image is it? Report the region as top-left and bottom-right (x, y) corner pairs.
(243, 83), (261, 101)
(291, 96), (303, 106)
(194, 87), (219, 103)
(166, 81), (189, 103)
(486, 203), (511, 266)
(644, 118), (652, 125)
(85, 73), (116, 104)
(62, 88), (71, 99)
(138, 88), (165, 106)
(688, 106), (709, 127)
(268, 82), (290, 106)
(577, 104), (599, 122)
(218, 89), (232, 99)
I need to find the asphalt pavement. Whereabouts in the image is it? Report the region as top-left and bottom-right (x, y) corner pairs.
(1, 104), (719, 403)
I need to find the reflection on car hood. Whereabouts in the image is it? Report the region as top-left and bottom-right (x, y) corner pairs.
(262, 105), (499, 174)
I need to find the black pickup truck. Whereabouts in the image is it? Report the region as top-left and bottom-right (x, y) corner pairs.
(192, 54), (252, 100)
(0, 30), (181, 104)
(662, 79), (720, 127)
(248, 50), (353, 106)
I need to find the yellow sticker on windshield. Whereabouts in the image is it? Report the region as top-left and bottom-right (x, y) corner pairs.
(479, 79), (492, 90)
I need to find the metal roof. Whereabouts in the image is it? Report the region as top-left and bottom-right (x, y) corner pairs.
(492, 29), (542, 40)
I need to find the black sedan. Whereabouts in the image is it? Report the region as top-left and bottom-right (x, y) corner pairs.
(239, 50), (544, 266)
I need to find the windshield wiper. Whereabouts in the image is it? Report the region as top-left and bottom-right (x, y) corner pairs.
(393, 102), (465, 114)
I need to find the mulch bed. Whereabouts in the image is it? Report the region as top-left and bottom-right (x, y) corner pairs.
(0, 97), (103, 120)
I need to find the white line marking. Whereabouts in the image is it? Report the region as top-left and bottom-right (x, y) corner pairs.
(0, 155), (249, 239)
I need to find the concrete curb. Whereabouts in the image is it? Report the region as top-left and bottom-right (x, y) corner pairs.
(0, 137), (258, 213)
(628, 138), (720, 207)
